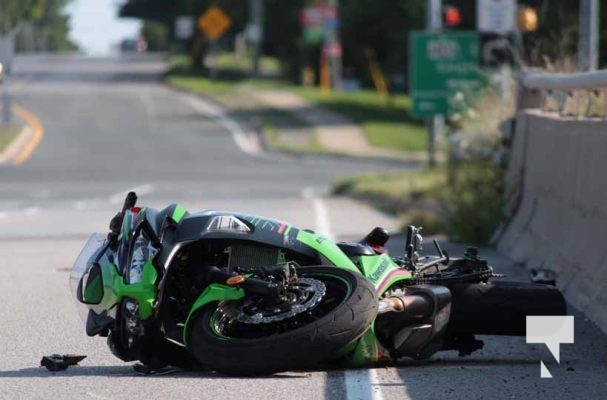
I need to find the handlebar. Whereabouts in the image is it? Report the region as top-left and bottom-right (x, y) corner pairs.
(108, 192), (138, 246)
(122, 191), (137, 213)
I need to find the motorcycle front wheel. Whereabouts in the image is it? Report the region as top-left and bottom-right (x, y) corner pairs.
(186, 266), (378, 375)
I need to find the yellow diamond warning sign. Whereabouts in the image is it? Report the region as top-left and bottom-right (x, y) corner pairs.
(198, 6), (232, 40)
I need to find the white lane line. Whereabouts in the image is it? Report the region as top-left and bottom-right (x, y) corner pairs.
(85, 392), (113, 400)
(23, 206), (41, 216)
(343, 368), (386, 400)
(302, 187), (333, 240)
(108, 184), (155, 205)
(138, 88), (157, 129)
(73, 200), (88, 211)
(303, 187), (385, 400)
(178, 93), (263, 156)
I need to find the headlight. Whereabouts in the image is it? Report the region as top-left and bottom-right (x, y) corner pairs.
(207, 215), (251, 233)
(129, 234), (158, 284)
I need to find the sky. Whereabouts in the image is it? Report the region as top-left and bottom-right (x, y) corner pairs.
(66, 0), (142, 55)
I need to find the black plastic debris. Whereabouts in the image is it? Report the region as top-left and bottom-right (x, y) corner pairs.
(530, 268), (558, 286)
(40, 354), (87, 371)
(133, 363), (180, 376)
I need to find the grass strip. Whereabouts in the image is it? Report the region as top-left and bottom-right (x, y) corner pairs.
(0, 124), (22, 153)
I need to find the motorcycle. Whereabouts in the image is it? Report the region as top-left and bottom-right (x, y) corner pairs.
(70, 192), (566, 375)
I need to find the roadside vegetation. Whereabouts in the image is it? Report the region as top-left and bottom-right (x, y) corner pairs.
(166, 53), (427, 154)
(334, 81), (514, 245)
(167, 54), (509, 245)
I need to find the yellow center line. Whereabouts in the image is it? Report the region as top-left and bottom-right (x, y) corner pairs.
(10, 104), (45, 165)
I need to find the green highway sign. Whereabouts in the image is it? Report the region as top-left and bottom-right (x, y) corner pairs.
(409, 32), (482, 118)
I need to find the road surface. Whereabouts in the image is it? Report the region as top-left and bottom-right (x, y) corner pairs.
(0, 54), (605, 400)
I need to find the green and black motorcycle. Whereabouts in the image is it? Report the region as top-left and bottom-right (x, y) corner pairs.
(70, 192), (566, 375)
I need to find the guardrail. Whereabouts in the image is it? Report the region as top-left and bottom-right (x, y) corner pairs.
(502, 68), (607, 333)
(519, 69), (607, 118)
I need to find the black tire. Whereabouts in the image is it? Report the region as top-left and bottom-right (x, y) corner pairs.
(447, 281), (567, 336)
(187, 266), (378, 375)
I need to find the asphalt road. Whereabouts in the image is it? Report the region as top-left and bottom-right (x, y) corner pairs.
(0, 54), (606, 400)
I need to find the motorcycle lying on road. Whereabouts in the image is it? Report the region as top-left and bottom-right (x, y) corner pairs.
(70, 192), (566, 375)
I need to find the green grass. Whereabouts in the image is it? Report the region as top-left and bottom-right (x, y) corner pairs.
(290, 87), (428, 152)
(215, 52), (281, 74)
(166, 53), (428, 153)
(167, 75), (240, 98)
(333, 168), (446, 204)
(363, 121), (427, 152)
(333, 161), (505, 244)
(0, 124), (21, 152)
(333, 168), (448, 235)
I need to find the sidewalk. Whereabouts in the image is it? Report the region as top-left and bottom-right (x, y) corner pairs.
(256, 90), (430, 162)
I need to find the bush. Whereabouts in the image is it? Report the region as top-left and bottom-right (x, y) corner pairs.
(441, 160), (504, 244)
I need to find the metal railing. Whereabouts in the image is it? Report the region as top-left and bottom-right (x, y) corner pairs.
(519, 69), (607, 118)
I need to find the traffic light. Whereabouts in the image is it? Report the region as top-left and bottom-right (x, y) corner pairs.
(518, 7), (538, 31)
(443, 6), (461, 28)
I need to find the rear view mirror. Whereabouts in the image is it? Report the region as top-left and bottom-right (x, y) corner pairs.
(78, 263), (104, 305)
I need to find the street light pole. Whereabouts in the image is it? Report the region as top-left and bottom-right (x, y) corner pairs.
(249, 0), (263, 77)
(427, 0), (443, 167)
(579, 0), (599, 71)
(326, 0), (342, 90)
(0, 33), (14, 124)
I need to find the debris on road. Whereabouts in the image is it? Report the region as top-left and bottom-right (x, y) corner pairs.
(529, 268), (557, 286)
(40, 354), (87, 371)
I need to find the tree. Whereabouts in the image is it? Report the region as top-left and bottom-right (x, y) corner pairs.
(3, 0), (77, 52)
(0, 0), (37, 34)
(141, 21), (170, 52)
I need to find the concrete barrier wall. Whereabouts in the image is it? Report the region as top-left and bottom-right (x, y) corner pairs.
(498, 110), (607, 333)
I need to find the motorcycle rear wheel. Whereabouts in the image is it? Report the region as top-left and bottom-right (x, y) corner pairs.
(187, 266), (378, 375)
(447, 280), (567, 336)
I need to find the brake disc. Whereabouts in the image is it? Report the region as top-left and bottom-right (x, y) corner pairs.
(235, 277), (326, 324)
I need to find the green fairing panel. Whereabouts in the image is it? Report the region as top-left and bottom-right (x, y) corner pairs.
(346, 325), (392, 366)
(332, 324), (391, 366)
(295, 230), (360, 274)
(97, 260), (158, 319)
(359, 254), (412, 294)
(122, 212), (132, 242)
(183, 284), (245, 345)
(342, 255), (411, 364)
(171, 204), (188, 223)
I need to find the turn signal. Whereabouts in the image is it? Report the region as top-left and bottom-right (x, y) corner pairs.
(226, 275), (246, 286)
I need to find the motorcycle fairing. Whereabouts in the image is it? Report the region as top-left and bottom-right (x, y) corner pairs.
(89, 260), (158, 322)
(173, 210), (322, 260)
(358, 254), (413, 295)
(182, 283), (246, 345)
(341, 325), (392, 366)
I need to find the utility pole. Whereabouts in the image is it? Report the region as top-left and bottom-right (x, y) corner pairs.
(427, 0), (443, 167)
(579, 0), (599, 71)
(0, 62), (9, 124)
(249, 0), (264, 77)
(325, 0), (342, 90)
(0, 33), (14, 124)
